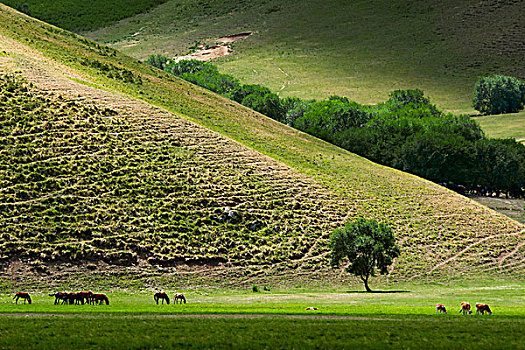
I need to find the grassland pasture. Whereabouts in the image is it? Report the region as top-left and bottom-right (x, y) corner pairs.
(0, 0), (168, 32)
(0, 4), (524, 348)
(474, 111), (525, 144)
(0, 282), (524, 349)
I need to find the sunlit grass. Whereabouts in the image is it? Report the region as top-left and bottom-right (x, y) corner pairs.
(1, 282), (524, 349)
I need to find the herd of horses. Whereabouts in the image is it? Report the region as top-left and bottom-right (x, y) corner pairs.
(436, 302), (493, 315)
(14, 292), (492, 315)
(49, 291), (109, 305)
(13, 291), (187, 306)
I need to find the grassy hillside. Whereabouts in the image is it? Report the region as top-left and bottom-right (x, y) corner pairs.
(83, 0), (524, 115)
(0, 5), (523, 286)
(0, 0), (168, 32)
(474, 111), (525, 144)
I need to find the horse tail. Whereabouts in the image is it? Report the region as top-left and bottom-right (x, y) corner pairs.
(28, 296), (32, 304)
(104, 295), (109, 305)
(182, 295), (186, 304)
(154, 295), (158, 304)
(166, 297), (170, 305)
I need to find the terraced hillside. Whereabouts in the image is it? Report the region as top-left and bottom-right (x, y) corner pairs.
(0, 5), (523, 286)
(0, 75), (346, 270)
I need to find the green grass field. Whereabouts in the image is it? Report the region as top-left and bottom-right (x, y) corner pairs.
(474, 111), (525, 144)
(85, 0), (524, 114)
(84, 0), (525, 142)
(1, 282), (524, 349)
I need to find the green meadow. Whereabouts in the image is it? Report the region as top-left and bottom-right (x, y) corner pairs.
(474, 111), (525, 144)
(1, 281), (524, 349)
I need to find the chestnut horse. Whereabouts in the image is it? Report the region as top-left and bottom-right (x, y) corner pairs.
(436, 304), (447, 314)
(174, 293), (186, 304)
(49, 292), (68, 305)
(14, 292), (31, 304)
(154, 292), (170, 305)
(77, 291), (93, 305)
(91, 293), (109, 305)
(459, 302), (472, 315)
(476, 303), (492, 315)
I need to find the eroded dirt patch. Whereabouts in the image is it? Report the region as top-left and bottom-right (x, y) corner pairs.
(175, 32), (252, 62)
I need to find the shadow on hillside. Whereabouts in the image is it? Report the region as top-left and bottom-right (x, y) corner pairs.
(345, 290), (411, 294)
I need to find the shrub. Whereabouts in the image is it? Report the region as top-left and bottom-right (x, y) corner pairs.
(241, 92), (285, 122)
(165, 59), (216, 76)
(230, 84), (272, 103)
(388, 89), (430, 106)
(146, 54), (168, 70)
(252, 284), (259, 292)
(294, 99), (370, 139)
(473, 75), (525, 115)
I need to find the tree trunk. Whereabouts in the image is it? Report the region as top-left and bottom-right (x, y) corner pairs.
(362, 275), (372, 292)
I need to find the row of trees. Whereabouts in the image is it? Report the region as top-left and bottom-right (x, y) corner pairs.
(147, 56), (525, 198)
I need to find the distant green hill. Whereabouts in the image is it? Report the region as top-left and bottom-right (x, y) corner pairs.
(82, 0), (524, 115)
(0, 0), (168, 32)
(0, 5), (523, 285)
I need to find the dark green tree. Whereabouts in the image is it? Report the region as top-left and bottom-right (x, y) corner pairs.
(330, 218), (400, 292)
(145, 54), (168, 70)
(473, 75), (525, 115)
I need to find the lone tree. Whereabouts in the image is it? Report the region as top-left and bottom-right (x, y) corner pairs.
(473, 74), (525, 115)
(329, 218), (400, 292)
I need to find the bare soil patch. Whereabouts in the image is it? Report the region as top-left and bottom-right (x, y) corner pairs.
(175, 32), (252, 62)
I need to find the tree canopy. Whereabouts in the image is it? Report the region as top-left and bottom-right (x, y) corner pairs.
(329, 218), (400, 292)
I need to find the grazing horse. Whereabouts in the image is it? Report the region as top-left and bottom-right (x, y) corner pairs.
(14, 292), (31, 304)
(49, 292), (68, 305)
(436, 304), (447, 314)
(91, 293), (109, 305)
(154, 292), (170, 305)
(459, 302), (472, 315)
(174, 293), (186, 304)
(63, 292), (83, 305)
(77, 291), (93, 305)
(476, 303), (492, 315)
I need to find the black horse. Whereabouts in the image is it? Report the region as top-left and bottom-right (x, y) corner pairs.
(154, 292), (170, 305)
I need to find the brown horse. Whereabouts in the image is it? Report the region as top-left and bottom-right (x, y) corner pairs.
(174, 293), (186, 304)
(77, 291), (93, 305)
(459, 302), (472, 315)
(63, 292), (83, 305)
(154, 292), (170, 305)
(14, 292), (32, 304)
(91, 293), (109, 305)
(436, 304), (447, 314)
(49, 292), (68, 305)
(476, 303), (492, 315)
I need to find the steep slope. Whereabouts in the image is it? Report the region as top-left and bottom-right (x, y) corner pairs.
(0, 5), (523, 285)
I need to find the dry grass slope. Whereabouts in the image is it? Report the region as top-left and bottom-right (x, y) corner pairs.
(0, 5), (523, 286)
